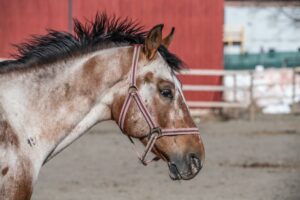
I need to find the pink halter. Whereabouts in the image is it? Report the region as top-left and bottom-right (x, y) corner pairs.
(118, 45), (199, 165)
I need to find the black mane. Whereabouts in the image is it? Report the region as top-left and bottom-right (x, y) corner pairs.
(0, 13), (182, 72)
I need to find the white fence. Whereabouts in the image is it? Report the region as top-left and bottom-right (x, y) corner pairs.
(182, 67), (300, 119)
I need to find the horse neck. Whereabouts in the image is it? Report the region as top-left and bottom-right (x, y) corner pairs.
(0, 46), (132, 169)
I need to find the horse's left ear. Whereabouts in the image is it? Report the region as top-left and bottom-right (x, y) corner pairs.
(144, 24), (164, 60)
(162, 27), (175, 48)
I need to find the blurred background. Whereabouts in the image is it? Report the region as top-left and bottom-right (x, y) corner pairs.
(0, 1), (300, 200)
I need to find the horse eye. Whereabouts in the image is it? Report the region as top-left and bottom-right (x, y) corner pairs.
(160, 89), (173, 99)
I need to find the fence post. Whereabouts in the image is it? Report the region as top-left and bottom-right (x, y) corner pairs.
(292, 68), (296, 104)
(233, 74), (237, 102)
(249, 71), (255, 121)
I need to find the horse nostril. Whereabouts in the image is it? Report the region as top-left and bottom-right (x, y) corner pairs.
(188, 153), (202, 174)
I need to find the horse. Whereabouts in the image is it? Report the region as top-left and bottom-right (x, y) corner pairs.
(0, 13), (205, 200)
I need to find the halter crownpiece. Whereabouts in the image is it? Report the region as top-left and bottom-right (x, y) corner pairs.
(118, 45), (199, 166)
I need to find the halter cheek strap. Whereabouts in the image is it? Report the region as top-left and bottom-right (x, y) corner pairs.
(118, 45), (199, 166)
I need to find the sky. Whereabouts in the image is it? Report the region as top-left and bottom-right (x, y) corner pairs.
(225, 7), (300, 54)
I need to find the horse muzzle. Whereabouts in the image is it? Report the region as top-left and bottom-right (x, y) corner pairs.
(168, 153), (203, 180)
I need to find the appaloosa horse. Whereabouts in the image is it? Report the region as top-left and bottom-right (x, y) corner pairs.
(0, 13), (205, 200)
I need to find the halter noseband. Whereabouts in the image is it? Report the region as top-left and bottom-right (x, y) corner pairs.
(118, 45), (199, 165)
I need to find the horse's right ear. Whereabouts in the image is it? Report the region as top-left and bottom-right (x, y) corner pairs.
(144, 24), (164, 60)
(162, 27), (175, 48)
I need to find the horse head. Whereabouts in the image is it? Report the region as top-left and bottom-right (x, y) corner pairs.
(112, 25), (205, 180)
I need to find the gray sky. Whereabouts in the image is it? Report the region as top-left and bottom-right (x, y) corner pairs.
(225, 7), (300, 53)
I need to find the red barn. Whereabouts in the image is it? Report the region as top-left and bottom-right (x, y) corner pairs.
(0, 0), (224, 103)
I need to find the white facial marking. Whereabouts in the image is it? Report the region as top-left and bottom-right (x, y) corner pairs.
(139, 54), (173, 83)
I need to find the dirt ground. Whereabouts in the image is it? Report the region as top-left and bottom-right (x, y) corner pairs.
(32, 114), (300, 200)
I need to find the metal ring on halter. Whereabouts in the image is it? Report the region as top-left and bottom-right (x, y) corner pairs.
(149, 127), (162, 138)
(128, 85), (138, 93)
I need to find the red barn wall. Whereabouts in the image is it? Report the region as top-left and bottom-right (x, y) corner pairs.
(0, 0), (224, 103)
(0, 0), (68, 58)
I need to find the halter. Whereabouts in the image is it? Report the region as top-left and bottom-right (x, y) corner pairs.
(118, 45), (199, 165)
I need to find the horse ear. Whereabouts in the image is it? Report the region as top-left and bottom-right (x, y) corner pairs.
(144, 24), (164, 60)
(162, 27), (175, 48)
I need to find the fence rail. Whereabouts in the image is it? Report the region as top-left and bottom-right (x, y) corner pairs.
(183, 85), (247, 92)
(187, 101), (249, 108)
(181, 69), (251, 76)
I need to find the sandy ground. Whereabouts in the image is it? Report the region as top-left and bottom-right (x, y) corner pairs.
(32, 115), (300, 200)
